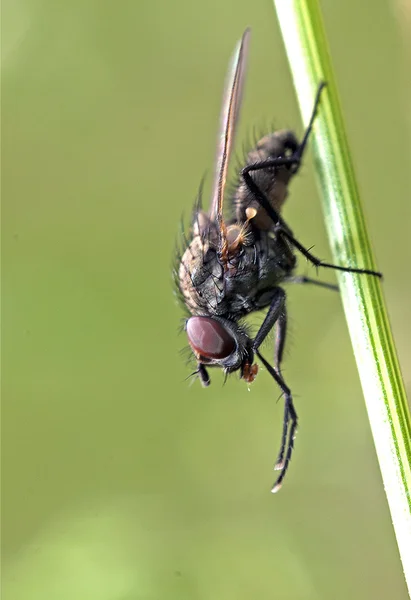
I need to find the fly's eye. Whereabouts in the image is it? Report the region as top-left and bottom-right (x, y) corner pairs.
(186, 317), (236, 360)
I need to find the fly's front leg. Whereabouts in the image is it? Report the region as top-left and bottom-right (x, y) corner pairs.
(197, 363), (210, 387)
(271, 304), (295, 473)
(252, 288), (298, 492)
(256, 351), (298, 493)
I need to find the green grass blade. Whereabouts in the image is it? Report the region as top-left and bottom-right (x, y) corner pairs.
(273, 0), (411, 589)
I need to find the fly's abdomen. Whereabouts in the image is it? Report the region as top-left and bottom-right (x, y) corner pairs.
(233, 130), (299, 230)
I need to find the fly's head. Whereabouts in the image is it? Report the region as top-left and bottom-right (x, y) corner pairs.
(185, 315), (258, 387)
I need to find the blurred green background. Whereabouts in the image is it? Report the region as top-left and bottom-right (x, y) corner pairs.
(3, 0), (411, 598)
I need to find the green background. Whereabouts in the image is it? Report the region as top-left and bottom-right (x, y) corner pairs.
(3, 0), (411, 598)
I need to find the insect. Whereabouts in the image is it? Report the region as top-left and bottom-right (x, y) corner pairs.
(174, 29), (382, 492)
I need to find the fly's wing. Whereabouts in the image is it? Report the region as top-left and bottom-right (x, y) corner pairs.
(209, 28), (250, 257)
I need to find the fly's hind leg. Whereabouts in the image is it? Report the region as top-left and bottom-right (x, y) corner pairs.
(240, 83), (382, 279)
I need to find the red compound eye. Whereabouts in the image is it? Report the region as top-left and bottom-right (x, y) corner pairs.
(186, 317), (235, 360)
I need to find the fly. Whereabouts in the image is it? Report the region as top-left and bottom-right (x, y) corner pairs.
(174, 29), (382, 492)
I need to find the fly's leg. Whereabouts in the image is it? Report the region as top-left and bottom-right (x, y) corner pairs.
(252, 288), (298, 493)
(242, 160), (382, 277)
(257, 351), (298, 494)
(284, 275), (339, 292)
(243, 81), (326, 185)
(278, 227), (382, 277)
(240, 83), (382, 279)
(291, 81), (327, 168)
(198, 363), (210, 387)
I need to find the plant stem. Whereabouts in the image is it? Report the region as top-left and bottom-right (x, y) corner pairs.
(273, 0), (411, 590)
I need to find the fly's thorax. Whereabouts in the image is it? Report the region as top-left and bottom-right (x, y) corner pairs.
(233, 129), (299, 230)
(178, 230), (259, 316)
(179, 233), (224, 314)
(178, 224), (294, 318)
(192, 209), (218, 243)
(179, 202), (260, 316)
